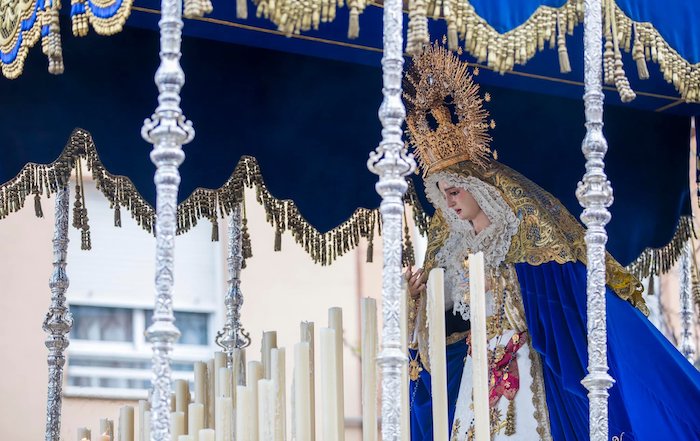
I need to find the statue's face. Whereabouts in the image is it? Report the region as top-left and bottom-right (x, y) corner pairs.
(438, 181), (480, 221)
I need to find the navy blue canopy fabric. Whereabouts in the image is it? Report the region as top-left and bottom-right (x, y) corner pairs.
(118, 0), (700, 116)
(617, 0), (700, 64)
(0, 17), (693, 266)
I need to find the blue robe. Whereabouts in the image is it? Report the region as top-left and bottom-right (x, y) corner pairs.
(410, 261), (700, 441)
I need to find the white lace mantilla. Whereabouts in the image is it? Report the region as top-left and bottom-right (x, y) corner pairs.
(425, 172), (520, 319)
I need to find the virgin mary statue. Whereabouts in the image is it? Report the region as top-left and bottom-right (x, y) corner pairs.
(404, 44), (700, 441)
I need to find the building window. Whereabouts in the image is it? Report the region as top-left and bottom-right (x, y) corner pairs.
(64, 179), (223, 399)
(67, 305), (214, 398)
(71, 305), (134, 342)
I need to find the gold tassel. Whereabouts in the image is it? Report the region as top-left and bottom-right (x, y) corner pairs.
(73, 186), (84, 230)
(274, 227), (282, 251)
(73, 158), (92, 250)
(607, 0), (635, 102)
(184, 0), (213, 19)
(71, 0), (89, 37)
(81, 227), (92, 250)
(603, 9), (615, 84)
(406, 0), (429, 56)
(34, 192), (44, 218)
(211, 217), (219, 242)
(348, 6), (359, 39)
(447, 21), (458, 52)
(505, 399), (516, 435)
(632, 23), (649, 80)
(557, 13), (571, 74)
(237, 0), (248, 19)
(43, 0), (65, 74)
(114, 203), (122, 227)
(402, 209), (415, 267)
(366, 215), (375, 263)
(692, 263), (700, 308)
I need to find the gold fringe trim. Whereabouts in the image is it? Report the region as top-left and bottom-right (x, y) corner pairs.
(0, 129), (156, 235)
(253, 0), (366, 37)
(184, 0), (214, 19)
(606, 2), (700, 103)
(0, 129), (428, 266)
(0, 0), (62, 78)
(625, 215), (695, 279)
(408, 0), (583, 71)
(177, 156), (388, 265)
(73, 0), (134, 36)
(247, 0), (698, 102)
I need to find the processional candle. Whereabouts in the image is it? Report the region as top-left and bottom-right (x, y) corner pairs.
(294, 342), (312, 441)
(119, 405), (135, 441)
(175, 379), (190, 433)
(188, 403), (205, 441)
(138, 400), (149, 441)
(300, 321), (316, 441)
(400, 291), (410, 441)
(199, 429), (215, 441)
(194, 361), (208, 408)
(248, 361), (264, 441)
(427, 268), (448, 441)
(258, 379), (275, 441)
(328, 308), (345, 441)
(214, 397), (233, 441)
(360, 298), (378, 441)
(262, 331), (278, 380)
(271, 348), (286, 441)
(235, 384), (251, 441)
(469, 252), (489, 441)
(171, 411), (185, 441)
(207, 358), (216, 429)
(320, 328), (340, 441)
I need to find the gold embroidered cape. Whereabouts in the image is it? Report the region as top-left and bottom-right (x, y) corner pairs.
(409, 159), (647, 370)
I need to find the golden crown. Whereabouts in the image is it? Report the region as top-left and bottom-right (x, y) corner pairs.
(404, 43), (494, 176)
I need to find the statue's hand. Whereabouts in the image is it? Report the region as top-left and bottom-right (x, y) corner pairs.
(405, 267), (427, 300)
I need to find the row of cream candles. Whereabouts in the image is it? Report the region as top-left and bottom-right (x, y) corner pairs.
(75, 303), (381, 441)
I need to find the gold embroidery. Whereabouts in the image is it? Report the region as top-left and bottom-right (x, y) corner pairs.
(451, 418), (461, 441)
(447, 331), (470, 346)
(505, 398), (516, 436)
(408, 357), (423, 382)
(438, 160), (647, 315)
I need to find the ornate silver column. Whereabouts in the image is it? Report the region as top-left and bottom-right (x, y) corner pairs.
(367, 0), (415, 437)
(43, 185), (73, 441)
(141, 0), (195, 438)
(216, 202), (251, 363)
(576, 1), (614, 440)
(680, 240), (697, 363)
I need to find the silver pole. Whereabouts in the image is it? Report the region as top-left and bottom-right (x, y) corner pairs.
(367, 0), (415, 437)
(577, 0), (614, 440)
(216, 202), (252, 363)
(141, 0), (195, 437)
(680, 241), (697, 363)
(43, 185), (73, 441)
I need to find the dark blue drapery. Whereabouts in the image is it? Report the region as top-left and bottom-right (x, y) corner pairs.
(409, 261), (700, 440)
(516, 261), (700, 441)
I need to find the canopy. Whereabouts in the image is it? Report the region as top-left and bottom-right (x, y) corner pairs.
(0, 0), (698, 274)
